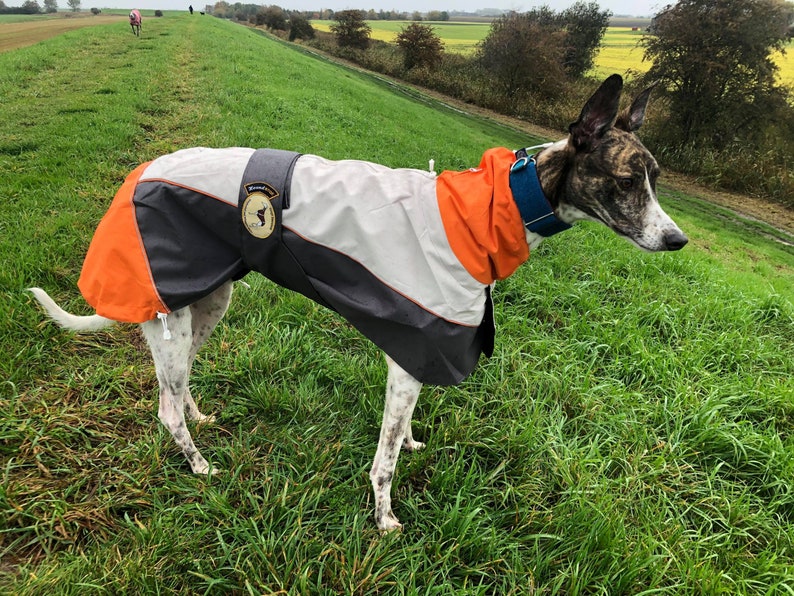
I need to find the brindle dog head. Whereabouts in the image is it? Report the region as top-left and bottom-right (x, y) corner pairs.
(541, 74), (688, 252)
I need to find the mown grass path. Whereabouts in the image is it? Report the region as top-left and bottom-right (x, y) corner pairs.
(2, 15), (793, 594)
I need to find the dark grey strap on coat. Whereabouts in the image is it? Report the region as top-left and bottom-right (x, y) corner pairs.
(238, 148), (299, 267)
(238, 149), (328, 306)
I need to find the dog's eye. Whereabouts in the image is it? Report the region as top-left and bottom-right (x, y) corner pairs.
(618, 177), (634, 190)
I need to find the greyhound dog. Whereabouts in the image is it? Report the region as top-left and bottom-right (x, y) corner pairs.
(129, 9), (142, 36)
(30, 75), (686, 531)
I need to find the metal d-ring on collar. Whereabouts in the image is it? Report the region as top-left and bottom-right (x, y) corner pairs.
(509, 150), (571, 237)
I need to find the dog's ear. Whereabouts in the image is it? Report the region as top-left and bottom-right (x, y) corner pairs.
(615, 81), (657, 132)
(569, 74), (623, 152)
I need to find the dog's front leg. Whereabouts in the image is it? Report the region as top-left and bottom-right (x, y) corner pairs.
(370, 355), (423, 531)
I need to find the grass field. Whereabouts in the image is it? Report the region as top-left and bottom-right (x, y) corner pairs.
(311, 20), (794, 86)
(2, 14), (794, 594)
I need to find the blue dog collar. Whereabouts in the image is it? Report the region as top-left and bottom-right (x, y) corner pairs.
(509, 153), (571, 237)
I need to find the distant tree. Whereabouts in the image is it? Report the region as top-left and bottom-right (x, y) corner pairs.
(477, 11), (568, 97)
(523, 5), (560, 27)
(642, 0), (794, 146)
(257, 5), (286, 30)
(65, 0), (78, 11)
(90, 6), (101, 13)
(561, 1), (611, 78)
(212, 1), (229, 18)
(378, 9), (406, 20)
(43, 0), (58, 13)
(289, 13), (314, 41)
(330, 10), (370, 50)
(21, 0), (41, 12)
(396, 22), (444, 70)
(154, 9), (163, 16)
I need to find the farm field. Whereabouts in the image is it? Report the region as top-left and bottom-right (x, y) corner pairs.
(1, 14), (794, 594)
(0, 13), (126, 52)
(311, 20), (794, 86)
(312, 19), (487, 54)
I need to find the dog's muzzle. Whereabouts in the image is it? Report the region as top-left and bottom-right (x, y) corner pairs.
(663, 229), (688, 251)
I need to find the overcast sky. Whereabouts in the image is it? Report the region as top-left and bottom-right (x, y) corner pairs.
(87, 0), (664, 18)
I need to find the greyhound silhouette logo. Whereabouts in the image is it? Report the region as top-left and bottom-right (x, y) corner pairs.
(242, 182), (278, 239)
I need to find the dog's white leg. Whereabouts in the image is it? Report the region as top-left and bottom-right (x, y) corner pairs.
(183, 282), (234, 422)
(142, 307), (214, 475)
(370, 355), (423, 531)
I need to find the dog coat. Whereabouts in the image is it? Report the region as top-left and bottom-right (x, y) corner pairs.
(78, 147), (529, 385)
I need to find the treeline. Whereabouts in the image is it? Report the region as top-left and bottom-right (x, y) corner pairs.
(0, 0), (55, 13)
(232, 1), (793, 207)
(207, 2), (436, 22)
(208, 0), (494, 21)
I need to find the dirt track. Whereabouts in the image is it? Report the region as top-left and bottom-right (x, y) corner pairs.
(0, 14), (126, 53)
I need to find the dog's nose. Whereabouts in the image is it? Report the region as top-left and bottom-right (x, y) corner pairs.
(663, 230), (688, 251)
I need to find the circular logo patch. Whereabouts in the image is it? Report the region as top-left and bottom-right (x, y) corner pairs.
(242, 192), (276, 239)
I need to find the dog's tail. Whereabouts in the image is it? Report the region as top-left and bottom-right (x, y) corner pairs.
(28, 287), (116, 332)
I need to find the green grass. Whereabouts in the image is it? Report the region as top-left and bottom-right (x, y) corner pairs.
(2, 14), (794, 594)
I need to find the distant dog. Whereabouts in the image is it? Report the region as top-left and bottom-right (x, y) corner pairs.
(30, 75), (686, 531)
(129, 9), (142, 36)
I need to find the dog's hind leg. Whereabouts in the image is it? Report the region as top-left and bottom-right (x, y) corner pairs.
(370, 355), (423, 531)
(183, 282), (234, 422)
(402, 421), (425, 452)
(142, 307), (214, 475)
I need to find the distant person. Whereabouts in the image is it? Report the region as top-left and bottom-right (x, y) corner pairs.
(189, 5), (193, 14)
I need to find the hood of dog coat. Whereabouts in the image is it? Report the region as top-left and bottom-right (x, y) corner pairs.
(78, 147), (528, 385)
(436, 147), (530, 284)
